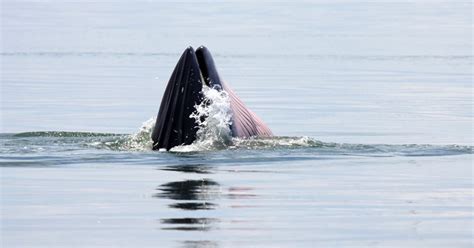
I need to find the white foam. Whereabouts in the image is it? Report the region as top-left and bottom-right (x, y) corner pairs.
(171, 86), (233, 152)
(118, 117), (155, 151)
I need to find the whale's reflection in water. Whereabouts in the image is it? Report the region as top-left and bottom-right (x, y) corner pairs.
(155, 163), (257, 247)
(155, 164), (223, 236)
(180, 240), (219, 248)
(156, 179), (220, 201)
(169, 202), (217, 211)
(160, 218), (220, 231)
(161, 164), (214, 174)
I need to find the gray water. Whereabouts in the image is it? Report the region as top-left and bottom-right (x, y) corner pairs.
(1, 0), (473, 247)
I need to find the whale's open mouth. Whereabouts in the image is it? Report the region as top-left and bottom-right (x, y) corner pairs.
(151, 46), (272, 151)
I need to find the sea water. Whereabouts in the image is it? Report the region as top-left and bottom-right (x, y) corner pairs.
(1, 0), (472, 247)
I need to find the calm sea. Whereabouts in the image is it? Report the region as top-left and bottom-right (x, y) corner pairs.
(1, 1), (472, 247)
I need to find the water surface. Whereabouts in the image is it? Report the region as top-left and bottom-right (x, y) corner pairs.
(1, 0), (472, 247)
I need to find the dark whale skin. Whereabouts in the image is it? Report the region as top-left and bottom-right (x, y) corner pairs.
(151, 47), (204, 150)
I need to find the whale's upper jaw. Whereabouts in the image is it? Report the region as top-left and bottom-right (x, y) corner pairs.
(151, 47), (204, 150)
(195, 46), (223, 89)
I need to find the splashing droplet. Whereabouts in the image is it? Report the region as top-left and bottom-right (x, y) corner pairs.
(171, 86), (233, 152)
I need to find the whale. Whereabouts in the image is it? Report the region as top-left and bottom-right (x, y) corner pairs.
(152, 46), (272, 150)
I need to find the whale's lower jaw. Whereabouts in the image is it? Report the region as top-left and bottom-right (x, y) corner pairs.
(151, 47), (203, 151)
(151, 46), (273, 151)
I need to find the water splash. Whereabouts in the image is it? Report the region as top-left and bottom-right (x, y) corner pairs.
(232, 136), (324, 149)
(230, 136), (472, 156)
(171, 86), (233, 152)
(89, 118), (155, 151)
(89, 86), (234, 152)
(119, 118), (156, 151)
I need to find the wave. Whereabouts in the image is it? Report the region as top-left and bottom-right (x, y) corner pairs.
(4, 131), (472, 158)
(5, 86), (472, 157)
(13, 131), (121, 138)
